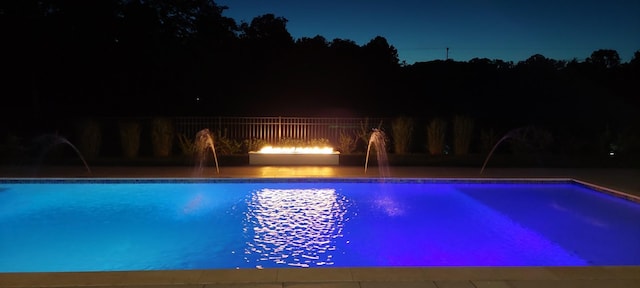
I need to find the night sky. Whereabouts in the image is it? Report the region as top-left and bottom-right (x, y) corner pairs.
(217, 0), (640, 64)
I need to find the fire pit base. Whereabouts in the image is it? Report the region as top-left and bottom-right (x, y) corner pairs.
(249, 152), (340, 165)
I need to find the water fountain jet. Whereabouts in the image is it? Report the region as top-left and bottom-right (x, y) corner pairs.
(34, 134), (91, 175)
(480, 126), (552, 174)
(365, 128), (390, 178)
(195, 129), (219, 174)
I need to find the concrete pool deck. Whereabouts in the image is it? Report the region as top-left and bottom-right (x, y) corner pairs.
(1, 165), (640, 288)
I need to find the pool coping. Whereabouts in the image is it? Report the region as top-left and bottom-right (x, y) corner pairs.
(2, 266), (640, 287)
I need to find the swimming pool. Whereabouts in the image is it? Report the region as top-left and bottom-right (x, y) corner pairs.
(1, 178), (639, 273)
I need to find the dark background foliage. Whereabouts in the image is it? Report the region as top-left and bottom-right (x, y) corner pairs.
(2, 0), (639, 145)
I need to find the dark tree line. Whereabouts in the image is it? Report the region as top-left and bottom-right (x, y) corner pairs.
(2, 0), (639, 139)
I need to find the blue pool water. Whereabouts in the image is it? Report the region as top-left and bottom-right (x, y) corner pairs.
(1, 179), (639, 272)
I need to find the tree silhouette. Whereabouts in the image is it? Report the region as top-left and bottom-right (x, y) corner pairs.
(362, 36), (400, 68)
(587, 49), (621, 69)
(0, 0), (638, 155)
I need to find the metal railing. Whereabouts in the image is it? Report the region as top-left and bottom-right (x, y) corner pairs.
(174, 116), (390, 145)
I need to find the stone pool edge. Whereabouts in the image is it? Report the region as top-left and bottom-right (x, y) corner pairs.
(2, 266), (640, 287)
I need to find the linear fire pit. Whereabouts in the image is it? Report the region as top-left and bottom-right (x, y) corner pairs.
(249, 146), (340, 165)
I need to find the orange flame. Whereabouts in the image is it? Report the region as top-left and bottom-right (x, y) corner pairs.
(257, 146), (337, 154)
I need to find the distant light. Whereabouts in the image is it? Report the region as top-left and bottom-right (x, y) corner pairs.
(608, 143), (618, 157)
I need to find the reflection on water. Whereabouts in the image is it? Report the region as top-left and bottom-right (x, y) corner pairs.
(244, 188), (348, 267)
(257, 167), (337, 177)
(373, 195), (404, 216)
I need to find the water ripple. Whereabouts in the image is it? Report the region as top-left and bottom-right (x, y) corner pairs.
(244, 188), (348, 267)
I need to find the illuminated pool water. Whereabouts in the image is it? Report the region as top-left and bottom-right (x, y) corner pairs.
(1, 179), (639, 272)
